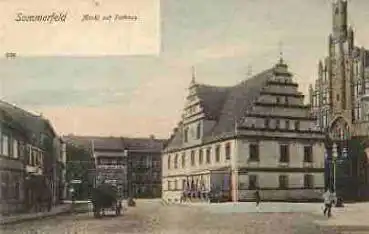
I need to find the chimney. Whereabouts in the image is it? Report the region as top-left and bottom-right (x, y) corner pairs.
(150, 134), (155, 140)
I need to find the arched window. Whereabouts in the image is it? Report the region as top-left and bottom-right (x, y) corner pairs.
(330, 117), (350, 141)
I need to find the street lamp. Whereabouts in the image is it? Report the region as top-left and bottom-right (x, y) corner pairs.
(332, 142), (338, 193)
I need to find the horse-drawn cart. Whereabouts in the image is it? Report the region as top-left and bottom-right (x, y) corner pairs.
(91, 183), (122, 218)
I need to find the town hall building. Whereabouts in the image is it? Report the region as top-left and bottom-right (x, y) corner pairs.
(162, 58), (326, 203)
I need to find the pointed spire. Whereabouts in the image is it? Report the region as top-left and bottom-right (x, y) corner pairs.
(278, 41), (284, 64)
(191, 66), (196, 83)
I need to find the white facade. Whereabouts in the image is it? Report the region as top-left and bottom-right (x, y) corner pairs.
(162, 60), (326, 203)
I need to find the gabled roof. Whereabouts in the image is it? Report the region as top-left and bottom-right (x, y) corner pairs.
(165, 67), (274, 151)
(0, 100), (57, 140)
(195, 84), (230, 120)
(63, 135), (167, 153)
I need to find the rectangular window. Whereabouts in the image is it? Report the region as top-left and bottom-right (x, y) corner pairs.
(168, 181), (171, 191)
(196, 123), (201, 139)
(182, 179), (186, 190)
(174, 154), (178, 169)
(174, 180), (178, 190)
(215, 145), (220, 162)
(2, 134), (9, 156)
(206, 148), (211, 164)
(279, 144), (289, 163)
(181, 153), (186, 168)
(279, 175), (288, 189)
(285, 120), (289, 130)
(275, 120), (280, 129)
(225, 143), (231, 160)
(13, 139), (18, 159)
(304, 174), (314, 189)
(249, 144), (259, 162)
(303, 146), (313, 163)
(8, 136), (13, 157)
(191, 151), (195, 166)
(199, 149), (203, 164)
(248, 175), (258, 190)
(264, 119), (269, 128)
(294, 121), (300, 131)
(184, 128), (189, 143)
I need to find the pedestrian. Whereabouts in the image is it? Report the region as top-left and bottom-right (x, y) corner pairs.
(323, 189), (334, 218)
(254, 189), (261, 207)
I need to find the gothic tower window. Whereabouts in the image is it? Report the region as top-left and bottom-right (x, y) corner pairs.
(365, 80), (369, 94)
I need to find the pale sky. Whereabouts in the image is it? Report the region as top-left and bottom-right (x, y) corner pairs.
(1, 0), (369, 139)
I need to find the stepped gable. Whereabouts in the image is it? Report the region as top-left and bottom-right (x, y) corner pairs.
(165, 67), (275, 151)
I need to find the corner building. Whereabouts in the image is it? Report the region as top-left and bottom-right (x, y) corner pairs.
(162, 59), (326, 203)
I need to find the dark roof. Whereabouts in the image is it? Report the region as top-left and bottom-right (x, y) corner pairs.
(63, 135), (167, 152)
(165, 67), (274, 151)
(0, 100), (57, 140)
(195, 84), (230, 120)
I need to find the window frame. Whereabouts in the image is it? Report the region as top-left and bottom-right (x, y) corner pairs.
(249, 144), (259, 162)
(279, 144), (290, 163)
(303, 145), (313, 163)
(279, 175), (288, 189)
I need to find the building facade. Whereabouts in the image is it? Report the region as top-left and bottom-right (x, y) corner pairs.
(309, 0), (369, 200)
(64, 135), (166, 199)
(126, 137), (163, 198)
(162, 59), (326, 203)
(0, 109), (27, 214)
(0, 100), (65, 214)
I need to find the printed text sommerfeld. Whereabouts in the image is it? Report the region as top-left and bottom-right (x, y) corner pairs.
(15, 12), (67, 23)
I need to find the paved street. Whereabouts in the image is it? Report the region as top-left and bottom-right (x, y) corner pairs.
(0, 200), (367, 234)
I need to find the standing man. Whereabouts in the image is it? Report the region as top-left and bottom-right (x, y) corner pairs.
(323, 189), (334, 218)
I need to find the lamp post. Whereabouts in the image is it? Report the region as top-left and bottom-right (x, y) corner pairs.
(332, 143), (338, 193)
(123, 149), (128, 198)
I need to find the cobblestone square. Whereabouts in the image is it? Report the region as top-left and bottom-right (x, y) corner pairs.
(3, 200), (366, 234)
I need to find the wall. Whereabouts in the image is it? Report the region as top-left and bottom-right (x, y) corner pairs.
(237, 139), (325, 168)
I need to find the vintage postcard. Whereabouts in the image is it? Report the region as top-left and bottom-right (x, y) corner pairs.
(1, 0), (369, 233)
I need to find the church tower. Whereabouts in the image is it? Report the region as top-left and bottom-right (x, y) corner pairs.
(329, 0), (352, 121)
